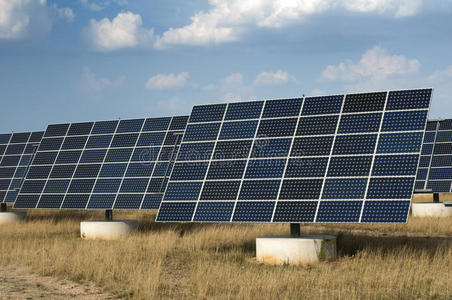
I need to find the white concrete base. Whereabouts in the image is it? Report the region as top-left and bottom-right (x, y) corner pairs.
(256, 235), (336, 265)
(80, 220), (138, 240)
(411, 203), (452, 217)
(0, 212), (26, 224)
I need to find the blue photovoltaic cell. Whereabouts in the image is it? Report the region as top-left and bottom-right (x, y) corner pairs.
(250, 138), (291, 158)
(416, 168), (427, 180)
(372, 155), (419, 176)
(273, 201), (317, 222)
(367, 178), (414, 199)
(262, 98), (302, 118)
(177, 142), (215, 161)
(207, 160), (246, 180)
(225, 101), (263, 120)
(164, 182), (202, 201)
(439, 119), (452, 130)
(386, 89), (431, 110)
(213, 140), (252, 159)
(285, 157), (328, 178)
(436, 131), (452, 142)
(219, 121), (258, 140)
(239, 180), (280, 200)
(381, 110), (427, 132)
(158, 202), (197, 221)
(14, 116), (188, 209)
(257, 118), (298, 137)
(377, 132), (423, 153)
(421, 143), (433, 155)
(189, 104), (226, 123)
(316, 201), (362, 223)
(426, 181), (451, 192)
(322, 179), (367, 199)
(338, 113), (382, 133)
(431, 155), (452, 167)
(193, 202), (235, 222)
(423, 131), (436, 143)
(302, 95), (343, 115)
(297, 115), (338, 136)
(183, 123), (220, 141)
(361, 201), (410, 223)
(0, 131), (44, 203)
(200, 181), (240, 200)
(245, 159), (286, 178)
(327, 156), (372, 177)
(333, 134), (377, 155)
(157, 89), (431, 223)
(232, 201), (275, 222)
(428, 168), (452, 180)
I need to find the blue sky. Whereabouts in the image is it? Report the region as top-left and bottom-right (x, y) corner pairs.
(1, 0), (452, 132)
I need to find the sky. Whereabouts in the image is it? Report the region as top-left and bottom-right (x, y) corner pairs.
(1, 0), (452, 132)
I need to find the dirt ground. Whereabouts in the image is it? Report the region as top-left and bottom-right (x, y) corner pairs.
(0, 267), (116, 300)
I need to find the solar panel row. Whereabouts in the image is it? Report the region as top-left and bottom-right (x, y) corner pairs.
(13, 116), (188, 210)
(0, 131), (44, 203)
(156, 89), (432, 223)
(416, 119), (452, 192)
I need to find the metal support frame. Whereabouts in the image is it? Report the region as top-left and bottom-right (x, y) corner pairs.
(290, 223), (301, 237)
(105, 210), (113, 221)
(1, 203), (7, 212)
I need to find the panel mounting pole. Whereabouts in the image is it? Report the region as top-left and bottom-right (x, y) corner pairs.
(105, 210), (113, 221)
(433, 193), (440, 203)
(1, 203), (7, 212)
(290, 223), (301, 237)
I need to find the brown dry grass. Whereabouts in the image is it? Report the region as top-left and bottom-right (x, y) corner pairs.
(0, 210), (451, 299)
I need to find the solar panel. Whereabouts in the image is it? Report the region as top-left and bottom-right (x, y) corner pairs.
(156, 89), (432, 223)
(0, 131), (44, 204)
(416, 119), (452, 193)
(14, 116), (189, 210)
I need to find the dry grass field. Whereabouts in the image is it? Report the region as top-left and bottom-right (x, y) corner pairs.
(0, 210), (451, 299)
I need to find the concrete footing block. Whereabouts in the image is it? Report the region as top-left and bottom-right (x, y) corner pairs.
(411, 203), (452, 217)
(0, 212), (26, 224)
(80, 220), (138, 240)
(256, 235), (337, 265)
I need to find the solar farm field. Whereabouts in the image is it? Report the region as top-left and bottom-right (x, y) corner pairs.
(1, 210), (451, 299)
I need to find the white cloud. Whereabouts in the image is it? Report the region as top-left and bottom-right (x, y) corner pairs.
(344, 0), (423, 17)
(145, 72), (189, 90)
(52, 5), (74, 23)
(86, 0), (428, 50)
(154, 0), (426, 48)
(322, 46), (420, 82)
(80, 67), (126, 99)
(80, 0), (127, 11)
(253, 69), (296, 86)
(0, 0), (73, 39)
(87, 11), (154, 51)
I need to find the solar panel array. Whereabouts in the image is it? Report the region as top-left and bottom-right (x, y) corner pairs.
(416, 119), (452, 193)
(156, 89), (432, 223)
(0, 131), (44, 203)
(14, 116), (188, 210)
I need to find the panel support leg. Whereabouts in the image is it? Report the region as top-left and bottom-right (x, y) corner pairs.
(290, 223), (300, 237)
(433, 193), (440, 203)
(1, 203), (6, 212)
(105, 210), (113, 221)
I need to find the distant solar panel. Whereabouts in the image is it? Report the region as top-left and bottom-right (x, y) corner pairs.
(0, 131), (44, 203)
(416, 119), (452, 193)
(14, 116), (188, 210)
(156, 89), (432, 223)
